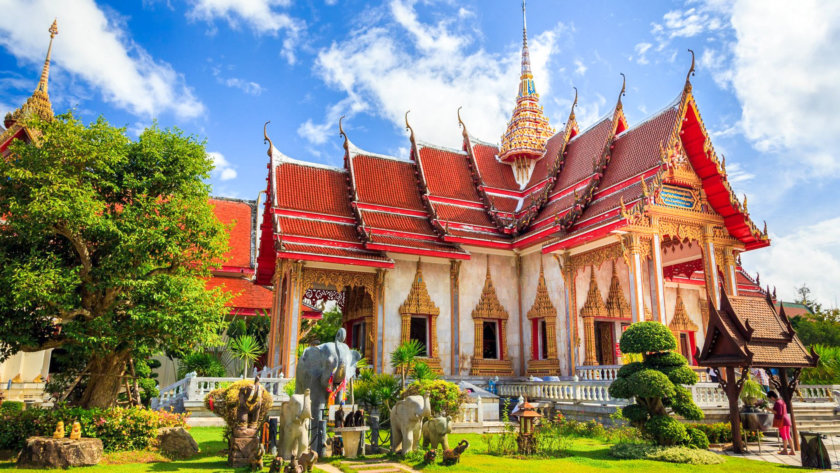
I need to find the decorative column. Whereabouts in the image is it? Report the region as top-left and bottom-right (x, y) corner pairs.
(515, 255), (525, 376)
(375, 269), (386, 373)
(449, 260), (461, 375)
(556, 252), (577, 372)
(702, 225), (720, 308)
(650, 231), (667, 324)
(266, 259), (286, 369)
(281, 261), (304, 377)
(626, 234), (646, 323)
(721, 247), (738, 297)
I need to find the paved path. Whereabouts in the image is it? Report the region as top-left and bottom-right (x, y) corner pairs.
(718, 435), (840, 469)
(316, 459), (420, 473)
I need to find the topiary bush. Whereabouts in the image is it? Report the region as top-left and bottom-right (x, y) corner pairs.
(401, 379), (466, 418)
(204, 379), (273, 429)
(608, 321), (704, 447)
(687, 427), (710, 449)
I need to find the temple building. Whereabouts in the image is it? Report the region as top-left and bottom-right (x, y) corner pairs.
(256, 4), (772, 379)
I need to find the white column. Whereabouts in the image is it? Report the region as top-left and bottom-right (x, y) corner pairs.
(702, 226), (720, 308)
(651, 234), (667, 323)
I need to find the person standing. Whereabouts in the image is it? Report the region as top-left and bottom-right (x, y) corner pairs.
(768, 391), (794, 455)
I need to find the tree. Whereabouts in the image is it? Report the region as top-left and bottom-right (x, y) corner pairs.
(608, 321), (704, 446)
(390, 339), (424, 390)
(228, 334), (264, 377)
(0, 114), (230, 408)
(298, 306), (343, 346)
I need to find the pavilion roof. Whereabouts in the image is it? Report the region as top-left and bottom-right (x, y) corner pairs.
(696, 290), (818, 369)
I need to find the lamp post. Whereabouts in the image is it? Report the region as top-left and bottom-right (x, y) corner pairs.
(517, 400), (542, 455)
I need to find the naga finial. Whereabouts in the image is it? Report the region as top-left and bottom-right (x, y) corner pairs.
(263, 121), (274, 158)
(457, 106), (469, 139)
(339, 115), (349, 151)
(686, 49), (696, 84)
(619, 72), (626, 98)
(572, 87), (578, 111)
(405, 110), (415, 144)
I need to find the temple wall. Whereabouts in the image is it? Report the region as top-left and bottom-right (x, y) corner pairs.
(663, 284), (706, 361)
(519, 252), (569, 375)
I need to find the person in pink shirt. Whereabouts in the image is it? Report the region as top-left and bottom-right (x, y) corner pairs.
(767, 391), (794, 455)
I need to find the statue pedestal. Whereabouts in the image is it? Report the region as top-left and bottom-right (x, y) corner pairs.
(17, 437), (103, 469)
(228, 427), (260, 467)
(333, 427), (368, 459)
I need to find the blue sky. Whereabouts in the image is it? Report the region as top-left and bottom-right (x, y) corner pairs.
(1, 0), (839, 306)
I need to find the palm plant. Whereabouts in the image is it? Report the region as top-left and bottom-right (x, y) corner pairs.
(411, 361), (438, 382)
(228, 335), (265, 377)
(391, 339), (424, 390)
(801, 344), (840, 384)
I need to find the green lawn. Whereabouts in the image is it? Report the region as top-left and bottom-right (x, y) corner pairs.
(0, 428), (809, 473)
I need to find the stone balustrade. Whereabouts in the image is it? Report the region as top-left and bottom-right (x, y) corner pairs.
(151, 375), (291, 412)
(455, 402), (483, 424)
(575, 365), (621, 381)
(498, 380), (621, 404)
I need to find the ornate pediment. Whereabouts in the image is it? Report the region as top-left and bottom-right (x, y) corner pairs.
(580, 266), (606, 318)
(472, 265), (509, 320)
(399, 263), (439, 316)
(605, 261), (631, 319)
(527, 262), (557, 320)
(669, 291), (698, 332)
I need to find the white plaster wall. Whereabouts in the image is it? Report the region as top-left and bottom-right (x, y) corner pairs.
(520, 252), (569, 375)
(382, 258), (452, 375)
(663, 284), (706, 358)
(0, 349), (51, 383)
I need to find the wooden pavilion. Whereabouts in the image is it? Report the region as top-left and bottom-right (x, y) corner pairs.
(695, 290), (818, 452)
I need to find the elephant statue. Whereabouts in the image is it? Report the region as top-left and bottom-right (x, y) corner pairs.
(421, 415), (452, 451)
(390, 393), (431, 455)
(277, 388), (313, 459)
(295, 329), (362, 424)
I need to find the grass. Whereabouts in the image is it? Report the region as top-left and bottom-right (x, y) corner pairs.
(0, 428), (811, 473)
(335, 433), (812, 473)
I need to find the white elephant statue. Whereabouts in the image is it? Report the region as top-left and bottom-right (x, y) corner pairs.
(277, 388), (312, 459)
(421, 415), (452, 450)
(390, 393), (431, 455)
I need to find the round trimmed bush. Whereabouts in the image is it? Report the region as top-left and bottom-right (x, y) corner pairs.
(622, 403), (649, 423)
(670, 385), (704, 421)
(646, 415), (688, 446)
(628, 370), (675, 399)
(620, 322), (677, 354)
(663, 365), (699, 386)
(617, 361), (645, 378)
(608, 377), (632, 399)
(644, 351), (686, 368)
(687, 427), (710, 449)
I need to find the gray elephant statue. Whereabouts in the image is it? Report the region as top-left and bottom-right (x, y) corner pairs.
(390, 393), (431, 455)
(277, 388), (312, 459)
(421, 415), (452, 450)
(295, 328), (362, 424)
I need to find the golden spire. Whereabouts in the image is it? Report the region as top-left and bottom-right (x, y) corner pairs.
(498, 0), (554, 184)
(4, 20), (57, 129)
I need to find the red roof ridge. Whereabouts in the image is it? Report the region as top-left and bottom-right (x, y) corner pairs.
(416, 140), (467, 156)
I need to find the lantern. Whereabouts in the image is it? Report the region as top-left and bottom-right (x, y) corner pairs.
(517, 400), (542, 455)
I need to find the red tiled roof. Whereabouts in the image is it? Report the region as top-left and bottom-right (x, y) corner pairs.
(279, 217), (360, 242)
(275, 163), (351, 216)
(524, 131), (566, 189)
(360, 210), (435, 235)
(368, 234), (468, 255)
(487, 194), (520, 213)
(210, 198), (253, 268)
(206, 276), (273, 312)
(600, 107), (679, 189)
(416, 146), (481, 202)
(434, 203), (495, 227)
(351, 154), (425, 211)
(552, 119), (612, 192)
(472, 142), (519, 190)
(280, 242), (391, 263)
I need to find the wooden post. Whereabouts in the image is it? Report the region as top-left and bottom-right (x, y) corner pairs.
(780, 368), (802, 451)
(720, 366), (746, 453)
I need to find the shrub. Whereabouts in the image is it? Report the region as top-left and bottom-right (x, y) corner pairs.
(0, 406), (187, 452)
(686, 423), (762, 444)
(402, 379), (466, 418)
(609, 442), (658, 459)
(354, 371), (400, 421)
(609, 444), (722, 465)
(627, 370), (675, 399)
(617, 361), (645, 378)
(687, 427), (710, 449)
(178, 351), (227, 378)
(0, 401), (24, 415)
(284, 378), (296, 397)
(204, 379), (273, 429)
(645, 415), (688, 446)
(644, 351), (686, 369)
(619, 321), (677, 354)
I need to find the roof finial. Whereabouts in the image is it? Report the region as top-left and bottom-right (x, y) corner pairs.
(36, 20), (58, 95)
(405, 110), (415, 144)
(686, 49), (696, 85)
(263, 121), (274, 158)
(520, 0), (531, 77)
(339, 115), (349, 151)
(457, 106), (469, 140)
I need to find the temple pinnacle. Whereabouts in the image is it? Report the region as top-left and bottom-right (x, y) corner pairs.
(36, 20), (58, 95)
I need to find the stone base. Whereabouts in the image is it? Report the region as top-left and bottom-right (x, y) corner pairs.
(17, 437), (103, 469)
(157, 427), (199, 459)
(525, 358), (561, 377)
(470, 358), (514, 376)
(228, 427), (260, 467)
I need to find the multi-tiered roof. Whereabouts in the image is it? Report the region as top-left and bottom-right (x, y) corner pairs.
(255, 17), (769, 285)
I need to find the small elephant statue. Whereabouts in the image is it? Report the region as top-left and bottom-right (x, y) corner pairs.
(298, 451), (318, 472)
(268, 456), (284, 473)
(421, 416), (452, 451)
(353, 410), (364, 427)
(423, 449), (437, 463)
(277, 389), (313, 459)
(327, 436), (343, 456)
(442, 440), (469, 466)
(334, 408), (345, 428)
(390, 393), (431, 455)
(284, 456), (303, 473)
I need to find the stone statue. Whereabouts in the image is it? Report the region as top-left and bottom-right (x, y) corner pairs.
(298, 451), (318, 472)
(295, 329), (362, 434)
(442, 440), (469, 466)
(284, 455), (303, 473)
(334, 407), (345, 428)
(390, 393), (431, 455)
(69, 422), (81, 440)
(277, 388), (312, 459)
(353, 410), (364, 427)
(52, 421), (65, 439)
(268, 456), (284, 473)
(237, 375), (267, 429)
(421, 416), (452, 450)
(250, 442), (265, 471)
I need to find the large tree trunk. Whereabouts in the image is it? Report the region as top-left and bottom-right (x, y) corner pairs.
(79, 353), (129, 408)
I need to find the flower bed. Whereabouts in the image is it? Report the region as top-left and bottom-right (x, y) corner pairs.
(0, 405), (188, 452)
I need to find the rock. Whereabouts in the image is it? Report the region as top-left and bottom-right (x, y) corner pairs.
(157, 427), (199, 459)
(17, 437), (103, 469)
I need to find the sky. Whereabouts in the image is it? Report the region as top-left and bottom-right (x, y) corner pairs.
(0, 0), (839, 307)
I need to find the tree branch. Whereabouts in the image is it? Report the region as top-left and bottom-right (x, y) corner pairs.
(59, 308), (92, 321)
(53, 224), (92, 280)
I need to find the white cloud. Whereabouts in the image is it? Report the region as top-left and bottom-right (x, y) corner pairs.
(186, 0), (303, 64)
(0, 0), (204, 120)
(743, 216), (840, 308)
(573, 59), (587, 76)
(299, 0), (566, 148)
(211, 66), (263, 96)
(633, 42), (652, 64)
(208, 151), (237, 181)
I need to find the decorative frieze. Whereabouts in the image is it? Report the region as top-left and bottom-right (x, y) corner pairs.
(398, 261), (442, 373)
(470, 264), (513, 376)
(525, 261), (559, 376)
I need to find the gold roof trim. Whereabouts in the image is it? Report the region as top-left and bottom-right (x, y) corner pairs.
(399, 261), (440, 316)
(605, 261), (631, 318)
(580, 266), (606, 318)
(472, 264), (509, 320)
(670, 290), (698, 332)
(527, 260), (557, 320)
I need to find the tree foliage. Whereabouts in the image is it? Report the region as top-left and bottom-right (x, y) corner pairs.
(0, 114), (230, 407)
(609, 322), (704, 446)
